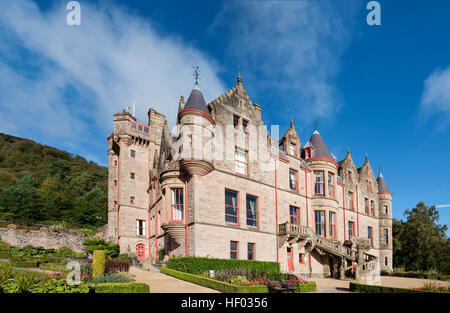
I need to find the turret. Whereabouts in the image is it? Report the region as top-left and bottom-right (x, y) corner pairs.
(177, 81), (215, 176)
(377, 171), (393, 272)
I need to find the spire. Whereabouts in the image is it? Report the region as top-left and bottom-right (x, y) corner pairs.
(179, 66), (212, 118)
(377, 171), (391, 194)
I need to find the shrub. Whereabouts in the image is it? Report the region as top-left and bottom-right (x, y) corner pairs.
(39, 263), (67, 272)
(83, 238), (119, 259)
(86, 258), (130, 273)
(349, 282), (439, 293)
(93, 250), (105, 278)
(0, 251), (9, 259)
(56, 246), (77, 258)
(10, 260), (38, 268)
(167, 257), (280, 275)
(157, 248), (165, 262)
(90, 272), (133, 284)
(116, 254), (132, 264)
(95, 282), (149, 293)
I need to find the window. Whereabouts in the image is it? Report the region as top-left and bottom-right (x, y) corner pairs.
(314, 171), (324, 195)
(385, 257), (388, 266)
(114, 200), (117, 208)
(383, 205), (388, 214)
(225, 190), (239, 224)
(242, 119), (249, 134)
(114, 160), (118, 166)
(304, 147), (312, 159)
(368, 226), (373, 247)
(384, 228), (389, 244)
(130, 196), (135, 204)
(130, 150), (136, 158)
(315, 211), (326, 236)
(348, 191), (354, 210)
(131, 122), (136, 130)
(247, 243), (255, 260)
(246, 195), (258, 227)
(329, 212), (336, 238)
(348, 171), (352, 182)
(289, 169), (298, 191)
(136, 220), (146, 236)
(370, 200), (375, 216)
(114, 180), (117, 187)
(348, 221), (355, 240)
(233, 115), (240, 130)
(289, 143), (296, 156)
(328, 173), (335, 197)
(235, 147), (248, 175)
(290, 206), (300, 225)
(130, 172), (135, 180)
(299, 253), (304, 264)
(171, 188), (184, 221)
(230, 241), (238, 259)
(365, 198), (369, 214)
(369, 181), (372, 192)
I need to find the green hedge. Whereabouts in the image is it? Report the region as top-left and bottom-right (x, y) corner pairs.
(349, 282), (443, 293)
(0, 251), (9, 259)
(160, 267), (316, 293)
(9, 260), (39, 268)
(31, 256), (65, 264)
(39, 262), (67, 272)
(167, 257), (280, 275)
(95, 283), (150, 293)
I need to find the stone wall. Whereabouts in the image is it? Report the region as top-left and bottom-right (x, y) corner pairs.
(0, 227), (88, 252)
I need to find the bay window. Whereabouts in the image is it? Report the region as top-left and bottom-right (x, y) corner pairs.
(314, 171), (324, 195)
(171, 188), (184, 221)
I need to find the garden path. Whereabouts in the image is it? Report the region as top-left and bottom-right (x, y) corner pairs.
(129, 266), (220, 293)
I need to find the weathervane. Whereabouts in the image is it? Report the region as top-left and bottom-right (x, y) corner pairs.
(193, 66), (201, 85)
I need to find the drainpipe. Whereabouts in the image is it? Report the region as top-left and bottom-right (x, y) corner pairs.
(116, 156), (120, 244)
(274, 157), (279, 263)
(148, 188), (153, 264)
(154, 178), (158, 262)
(303, 168), (312, 278)
(185, 173), (189, 257)
(356, 184), (360, 237)
(343, 186), (346, 241)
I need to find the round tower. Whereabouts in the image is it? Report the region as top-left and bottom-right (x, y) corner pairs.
(377, 172), (393, 272)
(177, 82), (215, 176)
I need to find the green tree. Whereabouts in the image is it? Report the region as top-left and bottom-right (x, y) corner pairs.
(393, 201), (449, 273)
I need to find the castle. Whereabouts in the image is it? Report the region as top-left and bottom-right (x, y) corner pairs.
(106, 76), (393, 278)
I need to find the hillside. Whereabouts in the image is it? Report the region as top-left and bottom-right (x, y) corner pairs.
(0, 133), (108, 229)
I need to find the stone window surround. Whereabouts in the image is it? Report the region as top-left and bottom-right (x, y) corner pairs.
(245, 194), (258, 229)
(289, 168), (298, 192)
(314, 170), (337, 200)
(136, 219), (146, 237)
(247, 242), (255, 260)
(230, 240), (239, 259)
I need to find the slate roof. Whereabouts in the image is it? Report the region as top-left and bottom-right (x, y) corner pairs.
(183, 83), (211, 116)
(377, 173), (391, 193)
(306, 130), (334, 159)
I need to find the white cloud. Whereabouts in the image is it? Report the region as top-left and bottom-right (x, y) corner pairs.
(210, 1), (356, 125)
(420, 65), (450, 129)
(0, 0), (225, 154)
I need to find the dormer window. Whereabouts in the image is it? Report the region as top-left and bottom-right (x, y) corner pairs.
(304, 147), (312, 159)
(233, 115), (240, 130)
(289, 142), (296, 156)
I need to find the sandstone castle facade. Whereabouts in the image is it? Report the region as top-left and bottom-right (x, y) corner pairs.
(106, 76), (393, 278)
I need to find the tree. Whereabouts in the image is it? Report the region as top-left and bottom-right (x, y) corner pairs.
(393, 201), (449, 274)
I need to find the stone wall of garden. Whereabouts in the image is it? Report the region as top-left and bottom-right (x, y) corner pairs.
(0, 225), (88, 252)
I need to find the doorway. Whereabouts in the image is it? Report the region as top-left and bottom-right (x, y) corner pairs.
(287, 247), (293, 272)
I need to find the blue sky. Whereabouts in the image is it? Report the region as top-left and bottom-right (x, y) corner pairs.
(0, 0), (449, 232)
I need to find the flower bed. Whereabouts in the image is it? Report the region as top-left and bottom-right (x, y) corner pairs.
(350, 282), (449, 293)
(160, 267), (316, 293)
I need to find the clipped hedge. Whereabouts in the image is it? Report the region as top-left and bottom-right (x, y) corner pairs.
(9, 260), (39, 268)
(167, 257), (280, 275)
(95, 282), (150, 293)
(160, 267), (316, 293)
(0, 251), (9, 259)
(39, 262), (67, 272)
(349, 282), (437, 293)
(93, 250), (105, 278)
(161, 267), (268, 293)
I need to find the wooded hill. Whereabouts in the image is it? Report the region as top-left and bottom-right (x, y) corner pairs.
(0, 132), (107, 229)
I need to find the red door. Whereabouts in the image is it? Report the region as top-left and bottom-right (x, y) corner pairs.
(287, 247), (293, 272)
(136, 244), (145, 259)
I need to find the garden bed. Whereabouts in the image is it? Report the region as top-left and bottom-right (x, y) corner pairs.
(160, 267), (316, 293)
(349, 282), (449, 293)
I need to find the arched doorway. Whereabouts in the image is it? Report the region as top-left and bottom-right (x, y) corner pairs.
(136, 244), (145, 259)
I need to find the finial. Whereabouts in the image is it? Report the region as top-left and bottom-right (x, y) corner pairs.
(237, 74), (242, 84)
(180, 95), (185, 103)
(290, 120), (294, 126)
(347, 147), (350, 154)
(193, 66), (201, 85)
(365, 154), (369, 162)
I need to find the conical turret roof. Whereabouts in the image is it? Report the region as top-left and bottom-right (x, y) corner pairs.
(306, 129), (334, 160)
(377, 173), (391, 194)
(183, 83), (211, 116)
